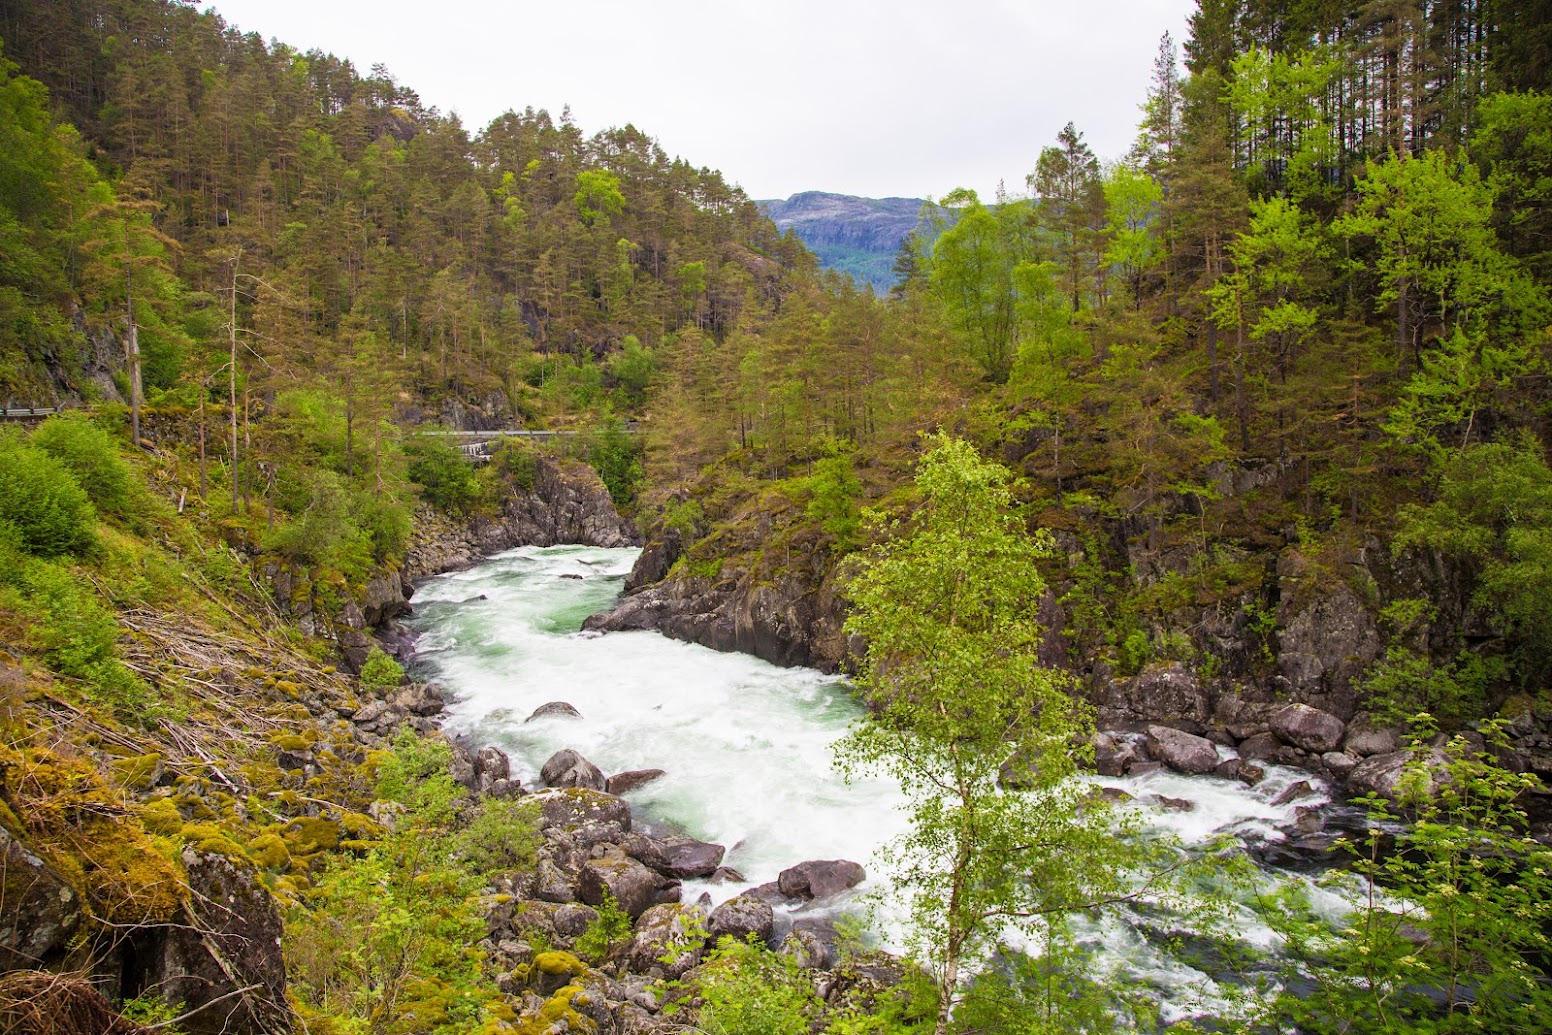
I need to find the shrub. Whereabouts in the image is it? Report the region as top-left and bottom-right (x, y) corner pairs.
(692, 939), (819, 1035)
(0, 430), (96, 557)
(405, 435), (479, 513)
(31, 412), (134, 517)
(358, 646), (404, 689)
(586, 416), (643, 507)
(573, 890), (631, 963)
(453, 796), (540, 877)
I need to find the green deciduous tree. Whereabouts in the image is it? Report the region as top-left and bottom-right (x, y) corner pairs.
(835, 435), (1144, 1035)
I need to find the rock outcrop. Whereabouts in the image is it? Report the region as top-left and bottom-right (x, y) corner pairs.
(403, 455), (638, 584)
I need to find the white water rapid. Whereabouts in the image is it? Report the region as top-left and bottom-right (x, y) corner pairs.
(407, 544), (1358, 1024)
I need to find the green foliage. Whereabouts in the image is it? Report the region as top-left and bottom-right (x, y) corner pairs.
(573, 890), (631, 964)
(805, 440), (863, 551)
(31, 413), (136, 518)
(0, 429), (97, 557)
(358, 647), (405, 689)
(692, 938), (820, 1035)
(1395, 439), (1552, 684)
(375, 729), (466, 829)
(405, 435), (480, 514)
(452, 796), (540, 877)
(661, 498), (704, 537)
(262, 469), (377, 582)
(836, 435), (1157, 1034)
(1264, 718), (1552, 1033)
(0, 526), (145, 712)
(574, 169), (625, 225)
(952, 939), (1129, 1035)
(585, 416), (644, 507)
(489, 438), (539, 492)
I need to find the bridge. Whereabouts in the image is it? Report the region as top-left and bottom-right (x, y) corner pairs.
(0, 406), (63, 421)
(416, 425), (637, 462)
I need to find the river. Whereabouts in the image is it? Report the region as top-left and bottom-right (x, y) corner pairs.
(407, 544), (1357, 1023)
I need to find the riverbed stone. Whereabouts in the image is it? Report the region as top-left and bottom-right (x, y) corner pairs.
(1237, 762), (1267, 786)
(579, 852), (681, 919)
(781, 917), (841, 970)
(527, 701), (582, 722)
(1343, 720), (1402, 758)
(607, 768), (667, 795)
(624, 903), (708, 980)
(709, 894), (775, 946)
(1346, 746), (1448, 801)
(1237, 731), (1282, 761)
(529, 787), (632, 832)
(1322, 751), (1360, 779)
(541, 748), (607, 791)
(1145, 725), (1219, 775)
(1271, 780), (1317, 806)
(777, 859), (866, 901)
(1270, 703), (1346, 753)
(656, 836), (726, 879)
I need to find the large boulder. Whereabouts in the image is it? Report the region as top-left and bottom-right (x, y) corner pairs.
(1343, 720), (1402, 758)
(1108, 663), (1210, 726)
(541, 748), (607, 791)
(708, 894), (775, 946)
(656, 837), (726, 880)
(154, 849), (294, 1035)
(578, 852), (680, 919)
(1145, 725), (1219, 775)
(529, 787), (632, 832)
(1345, 746), (1447, 802)
(623, 903), (708, 980)
(776, 859), (866, 901)
(474, 745), (511, 796)
(780, 917), (840, 970)
(0, 828), (82, 969)
(527, 701), (582, 722)
(1270, 704), (1346, 754)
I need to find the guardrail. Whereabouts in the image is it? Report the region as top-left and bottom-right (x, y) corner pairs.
(0, 406), (62, 419)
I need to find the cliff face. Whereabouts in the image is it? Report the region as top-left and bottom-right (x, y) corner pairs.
(401, 455), (639, 584)
(759, 192), (927, 292)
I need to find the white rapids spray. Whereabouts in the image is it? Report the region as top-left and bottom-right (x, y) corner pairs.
(408, 544), (1361, 1022)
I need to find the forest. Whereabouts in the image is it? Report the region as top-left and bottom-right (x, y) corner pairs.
(2, 0), (1552, 1032)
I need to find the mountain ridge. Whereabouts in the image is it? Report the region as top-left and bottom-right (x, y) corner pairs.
(759, 191), (928, 292)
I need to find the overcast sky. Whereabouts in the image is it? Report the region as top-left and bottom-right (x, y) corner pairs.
(204, 0), (1198, 202)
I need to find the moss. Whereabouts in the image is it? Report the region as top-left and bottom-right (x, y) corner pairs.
(282, 817), (340, 855)
(269, 732), (315, 752)
(513, 983), (593, 1035)
(181, 821), (249, 861)
(138, 797), (183, 836)
(110, 752), (163, 791)
(247, 832), (291, 869)
(532, 951), (587, 978)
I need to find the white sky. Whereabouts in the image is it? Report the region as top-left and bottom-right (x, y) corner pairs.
(203, 0), (1198, 201)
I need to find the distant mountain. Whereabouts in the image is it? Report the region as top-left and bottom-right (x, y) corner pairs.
(760, 192), (928, 293)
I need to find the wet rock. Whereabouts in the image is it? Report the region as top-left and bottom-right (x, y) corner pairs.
(607, 768), (667, 795)
(777, 859), (866, 901)
(527, 701), (582, 722)
(781, 918), (840, 970)
(1127, 760), (1165, 776)
(624, 903), (708, 979)
(708, 894), (775, 946)
(745, 881), (793, 906)
(1293, 806), (1324, 834)
(541, 748), (607, 791)
(1214, 758), (1243, 781)
(1271, 780), (1317, 806)
(579, 852), (681, 919)
(1270, 704), (1346, 754)
(1094, 732), (1148, 777)
(1152, 794), (1195, 812)
(708, 865), (746, 884)
(657, 837), (726, 880)
(1145, 725), (1220, 775)
(1237, 732), (1282, 761)
(1346, 746), (1448, 801)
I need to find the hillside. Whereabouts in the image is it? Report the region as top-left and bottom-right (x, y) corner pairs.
(5, 0), (1552, 1032)
(760, 191), (927, 292)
